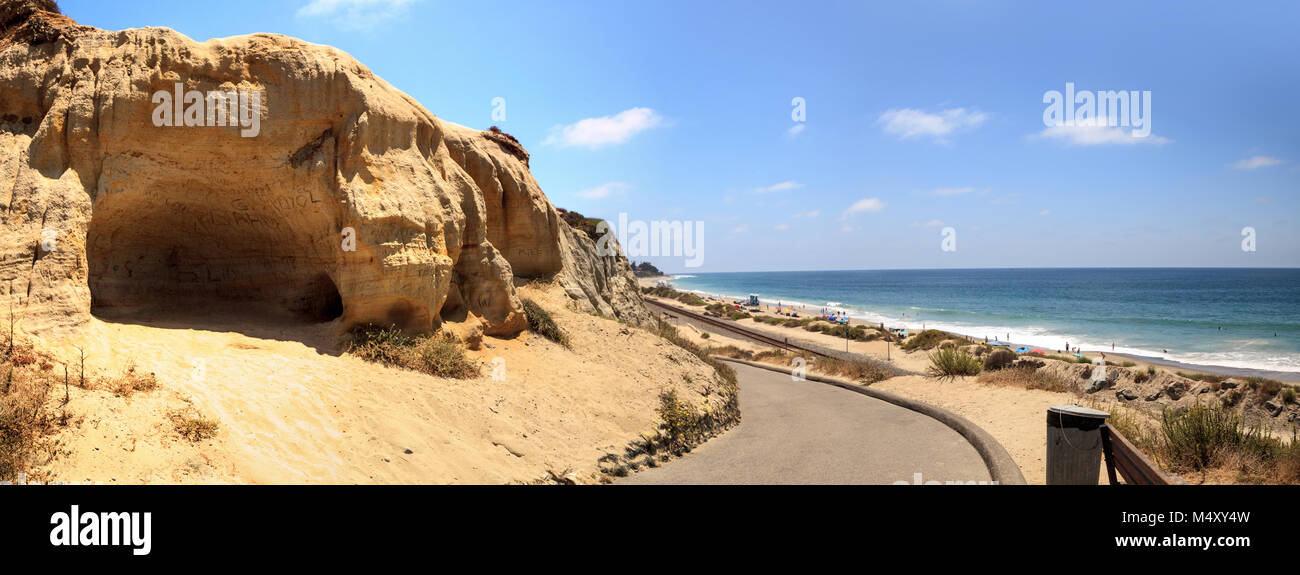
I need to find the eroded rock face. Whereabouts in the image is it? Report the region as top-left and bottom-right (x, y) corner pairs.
(0, 3), (646, 335)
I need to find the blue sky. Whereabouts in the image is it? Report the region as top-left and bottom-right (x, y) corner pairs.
(62, 0), (1300, 272)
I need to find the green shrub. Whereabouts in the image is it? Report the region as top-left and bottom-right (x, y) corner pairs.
(728, 311), (751, 321)
(928, 348), (982, 378)
(901, 329), (949, 351)
(1159, 404), (1273, 471)
(676, 293), (706, 306)
(521, 298), (570, 348)
(1244, 377), (1284, 397)
(1282, 387), (1297, 405)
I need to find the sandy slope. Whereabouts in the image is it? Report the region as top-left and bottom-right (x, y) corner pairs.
(26, 285), (720, 484)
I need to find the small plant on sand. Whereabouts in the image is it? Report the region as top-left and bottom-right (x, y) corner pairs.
(345, 325), (480, 379)
(104, 362), (159, 397)
(521, 298), (570, 348)
(1282, 387), (1297, 405)
(171, 410), (220, 442)
(416, 333), (481, 379)
(345, 324), (415, 366)
(927, 348), (982, 379)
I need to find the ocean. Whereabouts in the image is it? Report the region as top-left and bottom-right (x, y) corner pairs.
(665, 268), (1300, 375)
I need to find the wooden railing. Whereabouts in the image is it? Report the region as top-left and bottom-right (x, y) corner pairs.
(1099, 424), (1176, 485)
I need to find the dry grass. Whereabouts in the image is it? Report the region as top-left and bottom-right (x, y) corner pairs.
(344, 325), (480, 379)
(976, 364), (1073, 392)
(0, 355), (57, 481)
(170, 410), (220, 442)
(705, 345), (894, 384)
(101, 362), (159, 397)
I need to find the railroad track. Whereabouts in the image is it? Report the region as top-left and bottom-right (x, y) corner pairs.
(644, 298), (916, 377)
(646, 299), (835, 358)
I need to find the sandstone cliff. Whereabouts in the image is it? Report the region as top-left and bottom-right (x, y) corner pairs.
(0, 1), (646, 336)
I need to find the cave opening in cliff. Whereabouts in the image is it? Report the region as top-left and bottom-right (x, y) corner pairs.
(86, 187), (343, 325)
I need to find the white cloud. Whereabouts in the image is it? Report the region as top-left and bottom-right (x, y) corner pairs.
(1039, 209), (1051, 216)
(911, 219), (945, 228)
(1231, 155), (1283, 170)
(877, 107), (986, 143)
(576, 182), (628, 200)
(296, 0), (415, 29)
(754, 181), (804, 194)
(840, 224), (860, 233)
(792, 210), (820, 218)
(842, 197), (886, 219)
(786, 123), (806, 137)
(1035, 117), (1169, 146)
(543, 107), (663, 149)
(774, 223), (790, 231)
(730, 224), (748, 234)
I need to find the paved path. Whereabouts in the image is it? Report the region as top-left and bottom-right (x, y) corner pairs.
(620, 363), (991, 484)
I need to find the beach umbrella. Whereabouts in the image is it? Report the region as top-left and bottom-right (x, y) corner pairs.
(1014, 346), (1029, 354)
(1030, 348), (1044, 354)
